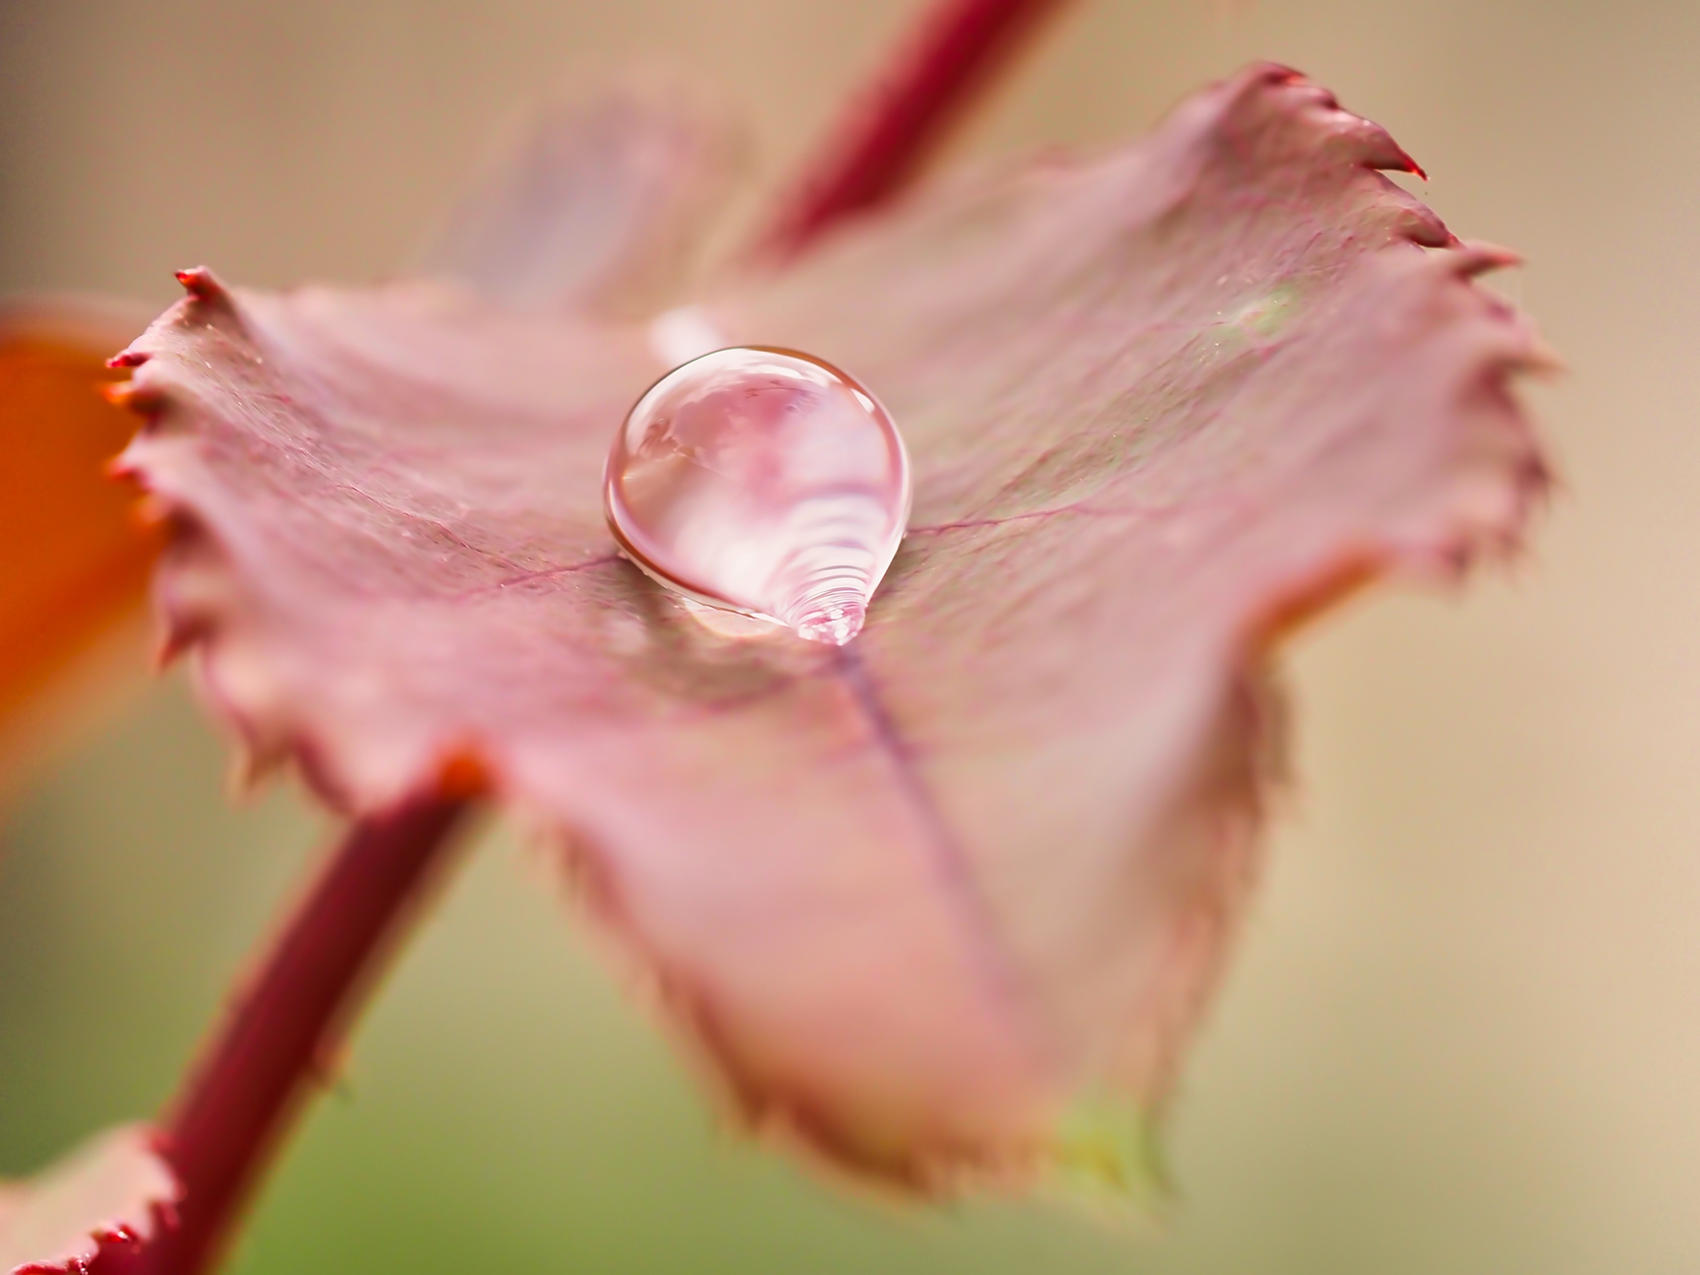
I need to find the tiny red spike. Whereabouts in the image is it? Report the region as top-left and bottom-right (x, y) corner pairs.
(173, 267), (220, 298)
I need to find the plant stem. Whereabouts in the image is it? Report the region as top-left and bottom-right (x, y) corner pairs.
(753, 0), (1073, 259)
(117, 794), (473, 1275)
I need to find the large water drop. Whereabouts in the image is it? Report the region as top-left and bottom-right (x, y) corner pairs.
(604, 346), (911, 645)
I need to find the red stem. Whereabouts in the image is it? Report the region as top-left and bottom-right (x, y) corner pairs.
(107, 794), (473, 1275)
(96, 3), (1074, 1272)
(753, 0), (1073, 260)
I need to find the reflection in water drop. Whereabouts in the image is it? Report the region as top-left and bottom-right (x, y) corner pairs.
(604, 347), (911, 645)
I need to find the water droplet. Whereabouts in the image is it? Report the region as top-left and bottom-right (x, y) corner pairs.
(604, 346), (911, 645)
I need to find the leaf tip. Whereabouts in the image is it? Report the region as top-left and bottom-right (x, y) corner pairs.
(173, 267), (221, 299)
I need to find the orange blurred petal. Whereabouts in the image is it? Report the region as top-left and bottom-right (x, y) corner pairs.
(0, 300), (159, 722)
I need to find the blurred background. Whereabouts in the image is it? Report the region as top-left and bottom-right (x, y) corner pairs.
(2, 0), (1695, 1271)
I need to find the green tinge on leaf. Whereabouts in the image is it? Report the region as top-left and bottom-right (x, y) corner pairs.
(1046, 1091), (1173, 1215)
(1230, 283), (1301, 339)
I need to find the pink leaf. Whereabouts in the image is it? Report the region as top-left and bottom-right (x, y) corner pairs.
(0, 1126), (179, 1275)
(113, 65), (1549, 1194)
(415, 78), (740, 316)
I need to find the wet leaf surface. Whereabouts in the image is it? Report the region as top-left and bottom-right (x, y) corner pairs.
(114, 65), (1548, 1193)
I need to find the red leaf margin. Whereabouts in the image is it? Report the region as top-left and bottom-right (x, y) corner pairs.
(0, 1126), (179, 1275)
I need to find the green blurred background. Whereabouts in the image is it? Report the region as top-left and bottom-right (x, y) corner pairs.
(4, 0), (1698, 1270)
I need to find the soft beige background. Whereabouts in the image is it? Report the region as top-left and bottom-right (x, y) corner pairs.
(2, 1), (1695, 1272)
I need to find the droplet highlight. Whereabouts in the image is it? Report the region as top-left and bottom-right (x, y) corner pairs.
(605, 347), (911, 644)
